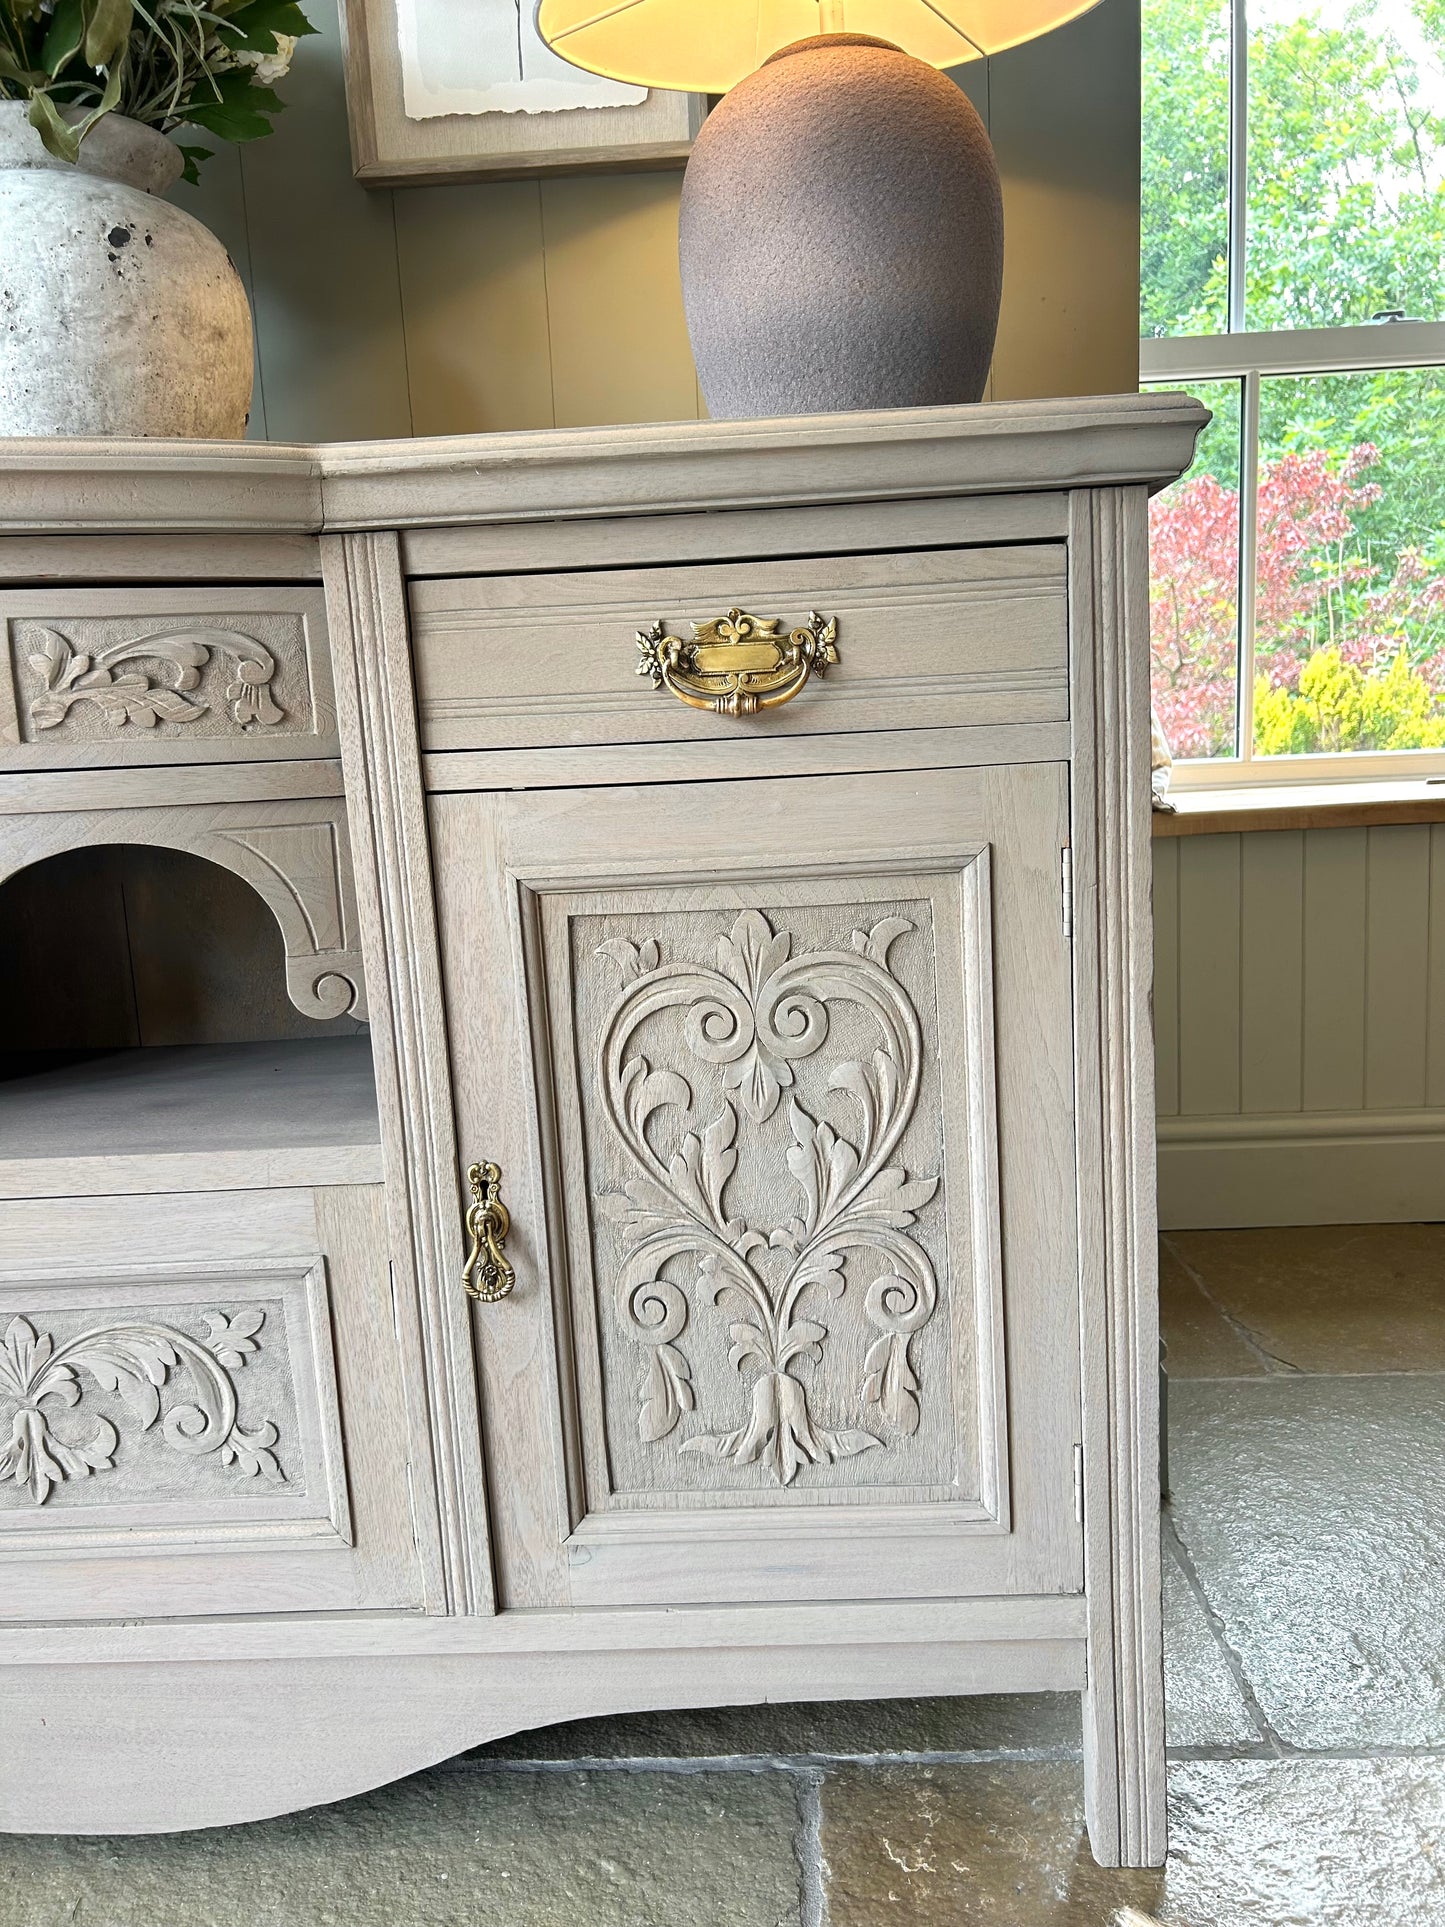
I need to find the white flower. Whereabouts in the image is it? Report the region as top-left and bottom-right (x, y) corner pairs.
(233, 33), (296, 85)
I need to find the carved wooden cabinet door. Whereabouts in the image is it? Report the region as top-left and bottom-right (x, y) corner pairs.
(432, 761), (1082, 1611)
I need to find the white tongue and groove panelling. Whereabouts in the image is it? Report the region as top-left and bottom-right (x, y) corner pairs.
(1153, 823), (1445, 1229)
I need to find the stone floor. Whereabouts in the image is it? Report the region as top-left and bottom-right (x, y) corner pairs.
(6, 1222), (1445, 1926)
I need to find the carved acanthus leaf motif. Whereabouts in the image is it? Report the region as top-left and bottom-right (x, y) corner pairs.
(0, 1310), (286, 1506)
(597, 908), (940, 1486)
(25, 626), (286, 733)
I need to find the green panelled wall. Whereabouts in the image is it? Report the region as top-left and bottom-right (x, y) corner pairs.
(180, 0), (1142, 442)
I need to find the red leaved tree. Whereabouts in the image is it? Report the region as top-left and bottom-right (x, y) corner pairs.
(1150, 442), (1445, 756)
(1148, 471), (1239, 757)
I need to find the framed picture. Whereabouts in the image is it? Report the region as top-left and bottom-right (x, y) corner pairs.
(340, 0), (705, 185)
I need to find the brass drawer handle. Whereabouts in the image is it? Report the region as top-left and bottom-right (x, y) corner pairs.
(636, 607), (839, 717)
(461, 1161), (516, 1302)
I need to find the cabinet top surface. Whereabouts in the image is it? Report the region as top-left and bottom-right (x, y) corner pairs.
(0, 393), (1206, 538)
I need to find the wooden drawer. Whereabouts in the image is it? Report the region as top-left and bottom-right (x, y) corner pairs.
(0, 586), (334, 771)
(0, 1183), (423, 1621)
(409, 544), (1067, 753)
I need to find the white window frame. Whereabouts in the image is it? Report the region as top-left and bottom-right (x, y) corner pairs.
(1139, 0), (1445, 791)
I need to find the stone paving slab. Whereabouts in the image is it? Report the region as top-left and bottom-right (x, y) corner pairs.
(1163, 1758), (1445, 1927)
(819, 1756), (1445, 1926)
(1166, 1223), (1445, 1375)
(818, 1759), (1162, 1925)
(1169, 1374), (1445, 1747)
(1159, 1240), (1268, 1380)
(477, 1693), (1082, 1763)
(0, 1764), (806, 1927)
(1162, 1537), (1263, 1751)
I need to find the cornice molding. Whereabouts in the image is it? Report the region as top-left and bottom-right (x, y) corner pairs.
(0, 440), (323, 534)
(0, 393), (1207, 537)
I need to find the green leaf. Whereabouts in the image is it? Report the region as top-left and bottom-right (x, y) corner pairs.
(26, 88), (79, 163)
(0, 48), (50, 87)
(39, 0), (84, 78)
(81, 0), (133, 68)
(175, 140), (211, 186)
(181, 68), (284, 143)
(72, 55), (121, 138)
(215, 0), (316, 53)
(39, 57), (123, 156)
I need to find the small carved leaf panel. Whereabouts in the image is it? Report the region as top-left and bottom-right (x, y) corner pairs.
(0, 1185), (428, 1622)
(0, 1262), (345, 1546)
(0, 1297), (302, 1516)
(432, 760), (1083, 1612)
(0, 588), (336, 769)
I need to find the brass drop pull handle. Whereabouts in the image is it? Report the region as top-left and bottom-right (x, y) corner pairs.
(461, 1160), (515, 1302)
(636, 607), (839, 717)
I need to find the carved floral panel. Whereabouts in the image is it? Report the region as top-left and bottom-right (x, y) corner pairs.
(7, 613), (317, 744)
(0, 1255), (354, 1551)
(557, 884), (986, 1505)
(0, 1297), (304, 1512)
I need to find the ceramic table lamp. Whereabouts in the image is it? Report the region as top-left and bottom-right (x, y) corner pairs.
(535, 0), (1099, 418)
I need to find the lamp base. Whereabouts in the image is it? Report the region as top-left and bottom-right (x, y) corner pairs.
(679, 35), (1003, 420)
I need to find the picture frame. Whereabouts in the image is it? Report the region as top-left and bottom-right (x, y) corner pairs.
(340, 0), (705, 185)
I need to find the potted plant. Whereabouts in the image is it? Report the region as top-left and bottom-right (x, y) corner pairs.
(0, 0), (314, 437)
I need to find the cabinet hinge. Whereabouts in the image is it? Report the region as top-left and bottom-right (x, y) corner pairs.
(1061, 846), (1074, 940)
(1073, 1442), (1085, 1525)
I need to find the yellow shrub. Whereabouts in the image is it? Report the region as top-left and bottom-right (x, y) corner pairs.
(1254, 646), (1445, 755)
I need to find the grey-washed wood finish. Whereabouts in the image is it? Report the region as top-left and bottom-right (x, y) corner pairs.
(0, 393), (1202, 533)
(0, 396), (1202, 1861)
(0, 796), (367, 1022)
(429, 767), (1080, 1612)
(0, 1038), (381, 1197)
(0, 586), (334, 770)
(0, 1256), (349, 1547)
(0, 1183), (425, 1621)
(1068, 487), (1165, 1868)
(0, 1596), (1087, 1832)
(323, 528), (487, 1617)
(408, 545), (1067, 751)
(0, 842), (368, 1058)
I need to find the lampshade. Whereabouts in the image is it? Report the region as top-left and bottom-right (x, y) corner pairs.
(534, 0), (1100, 94)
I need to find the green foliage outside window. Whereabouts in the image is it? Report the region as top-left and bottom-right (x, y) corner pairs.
(1255, 643), (1445, 753)
(1143, 0), (1445, 759)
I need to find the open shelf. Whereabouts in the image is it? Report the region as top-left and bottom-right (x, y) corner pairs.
(0, 1037), (382, 1200)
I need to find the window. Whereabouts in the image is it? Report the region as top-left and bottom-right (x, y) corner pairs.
(1141, 0), (1445, 785)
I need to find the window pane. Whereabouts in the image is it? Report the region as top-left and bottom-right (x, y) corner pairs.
(1147, 378), (1244, 760)
(1246, 0), (1445, 329)
(1141, 0), (1230, 336)
(1254, 367), (1445, 755)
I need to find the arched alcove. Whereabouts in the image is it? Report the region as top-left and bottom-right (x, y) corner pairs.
(0, 843), (367, 1062)
(0, 841), (379, 1191)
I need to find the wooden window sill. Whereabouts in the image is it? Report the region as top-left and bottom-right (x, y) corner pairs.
(1152, 779), (1445, 836)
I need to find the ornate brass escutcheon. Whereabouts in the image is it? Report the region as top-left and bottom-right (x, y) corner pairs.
(636, 607), (839, 716)
(461, 1160), (516, 1302)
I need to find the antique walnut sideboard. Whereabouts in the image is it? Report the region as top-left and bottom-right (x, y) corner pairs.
(0, 394), (1204, 1865)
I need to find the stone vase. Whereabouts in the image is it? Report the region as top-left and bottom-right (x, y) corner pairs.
(0, 103), (253, 438)
(679, 34), (1004, 420)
